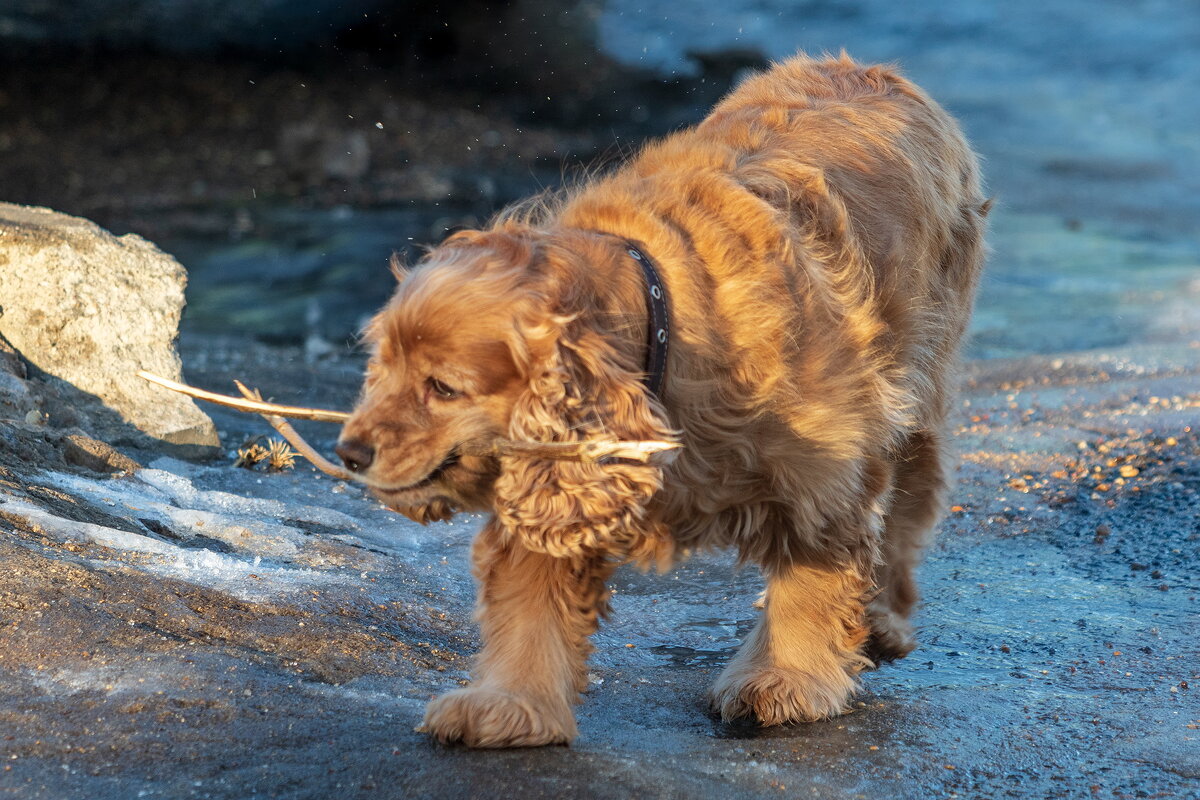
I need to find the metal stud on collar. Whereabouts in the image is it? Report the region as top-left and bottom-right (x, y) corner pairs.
(624, 241), (669, 398)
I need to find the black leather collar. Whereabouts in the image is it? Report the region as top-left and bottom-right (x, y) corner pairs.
(625, 243), (669, 398)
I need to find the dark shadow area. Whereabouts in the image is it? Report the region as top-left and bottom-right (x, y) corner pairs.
(0, 11), (763, 348)
(0, 2), (760, 241)
(2, 342), (212, 461)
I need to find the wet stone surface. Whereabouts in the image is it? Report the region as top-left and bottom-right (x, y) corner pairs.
(1, 338), (1197, 799)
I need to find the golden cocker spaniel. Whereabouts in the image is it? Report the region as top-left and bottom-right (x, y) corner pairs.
(337, 53), (988, 747)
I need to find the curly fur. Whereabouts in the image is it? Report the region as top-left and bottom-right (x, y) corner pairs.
(494, 315), (677, 558)
(339, 53), (988, 747)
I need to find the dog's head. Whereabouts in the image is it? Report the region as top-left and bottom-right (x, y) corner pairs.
(338, 226), (676, 555)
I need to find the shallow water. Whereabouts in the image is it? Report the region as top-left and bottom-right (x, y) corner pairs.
(167, 201), (1200, 362)
(165, 0), (1200, 360)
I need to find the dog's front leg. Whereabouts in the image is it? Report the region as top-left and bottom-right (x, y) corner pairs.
(710, 560), (873, 725)
(421, 518), (612, 747)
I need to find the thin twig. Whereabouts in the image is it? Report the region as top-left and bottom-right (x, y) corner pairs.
(137, 371), (349, 422)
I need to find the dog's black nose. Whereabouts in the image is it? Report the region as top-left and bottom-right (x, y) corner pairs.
(335, 439), (375, 473)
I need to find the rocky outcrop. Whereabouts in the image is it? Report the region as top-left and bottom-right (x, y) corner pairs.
(0, 203), (218, 455)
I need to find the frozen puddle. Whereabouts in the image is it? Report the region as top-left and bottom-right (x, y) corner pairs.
(1, 467), (358, 602)
(47, 466), (358, 558)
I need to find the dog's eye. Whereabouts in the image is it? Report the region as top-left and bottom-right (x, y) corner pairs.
(427, 377), (461, 399)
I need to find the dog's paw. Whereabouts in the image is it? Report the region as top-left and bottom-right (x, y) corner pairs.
(419, 687), (576, 748)
(393, 498), (455, 525)
(709, 665), (856, 726)
(864, 606), (917, 665)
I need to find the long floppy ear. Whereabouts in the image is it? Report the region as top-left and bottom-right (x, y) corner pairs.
(493, 317), (678, 559)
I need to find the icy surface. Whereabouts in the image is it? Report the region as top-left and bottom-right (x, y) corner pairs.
(3, 478), (330, 601)
(2, 342), (1198, 799)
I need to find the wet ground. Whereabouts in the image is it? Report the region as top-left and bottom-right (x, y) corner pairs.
(2, 338), (1197, 799)
(3, 0), (1200, 797)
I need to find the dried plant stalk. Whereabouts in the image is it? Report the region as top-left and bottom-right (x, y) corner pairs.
(265, 438), (298, 471)
(233, 441), (268, 469)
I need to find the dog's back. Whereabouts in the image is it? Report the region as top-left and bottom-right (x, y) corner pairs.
(562, 53), (987, 523)
(702, 54), (988, 420)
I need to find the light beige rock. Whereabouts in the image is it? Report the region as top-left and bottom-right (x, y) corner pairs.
(0, 203), (218, 454)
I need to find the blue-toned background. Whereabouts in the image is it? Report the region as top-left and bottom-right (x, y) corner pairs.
(4, 0), (1197, 359)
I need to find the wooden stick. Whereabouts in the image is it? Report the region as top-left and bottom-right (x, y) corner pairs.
(139, 371), (681, 472)
(138, 370), (349, 422)
(492, 438), (681, 464)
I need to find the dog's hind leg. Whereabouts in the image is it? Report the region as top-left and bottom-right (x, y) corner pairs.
(710, 560), (871, 724)
(866, 429), (946, 663)
(420, 518), (613, 747)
